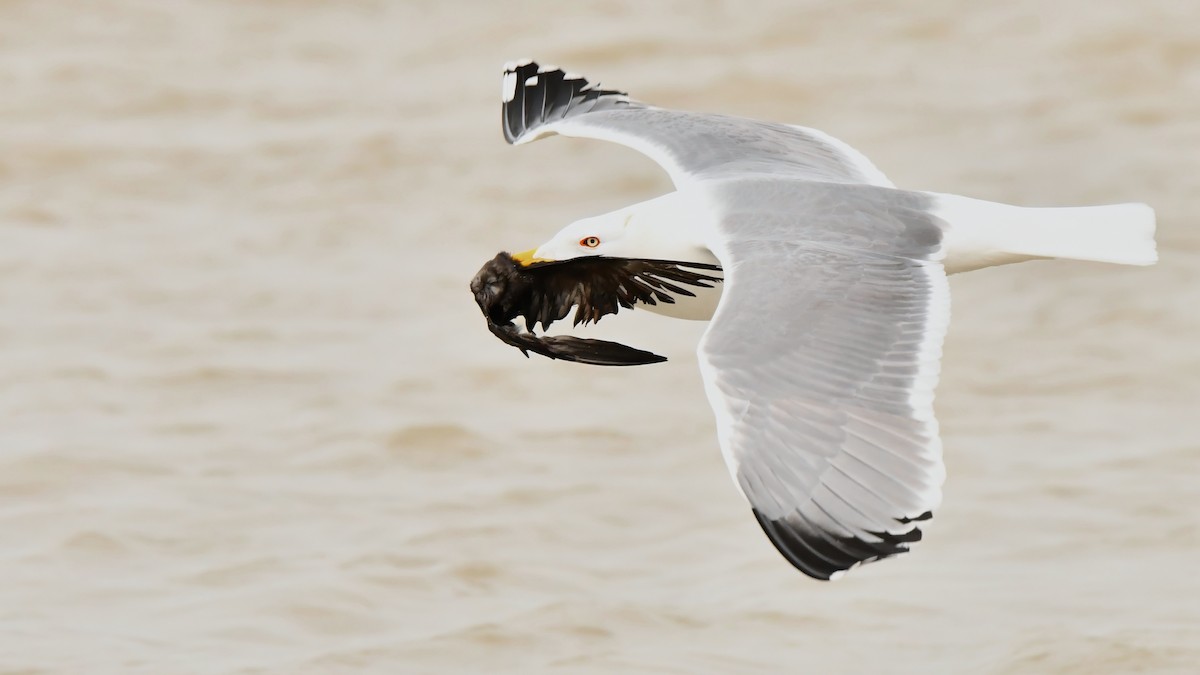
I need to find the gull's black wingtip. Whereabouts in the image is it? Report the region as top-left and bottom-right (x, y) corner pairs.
(501, 59), (634, 145)
(751, 508), (925, 581)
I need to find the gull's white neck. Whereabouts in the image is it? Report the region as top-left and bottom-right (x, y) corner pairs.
(617, 191), (721, 266)
(617, 191), (723, 320)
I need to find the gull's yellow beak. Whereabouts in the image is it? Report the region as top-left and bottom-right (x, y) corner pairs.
(511, 248), (552, 267)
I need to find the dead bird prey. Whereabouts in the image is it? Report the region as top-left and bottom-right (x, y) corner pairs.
(469, 59), (1157, 581)
(470, 252), (721, 366)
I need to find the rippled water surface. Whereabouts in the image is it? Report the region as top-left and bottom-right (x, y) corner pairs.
(2, 1), (1198, 672)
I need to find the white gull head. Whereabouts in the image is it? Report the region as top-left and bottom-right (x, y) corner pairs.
(530, 191), (717, 265)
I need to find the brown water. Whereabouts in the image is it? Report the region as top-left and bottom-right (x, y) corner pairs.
(2, 1), (1198, 672)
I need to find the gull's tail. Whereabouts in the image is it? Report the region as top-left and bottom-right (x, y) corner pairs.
(928, 192), (1158, 274)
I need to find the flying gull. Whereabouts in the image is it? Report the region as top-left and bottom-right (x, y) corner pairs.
(470, 59), (1158, 580)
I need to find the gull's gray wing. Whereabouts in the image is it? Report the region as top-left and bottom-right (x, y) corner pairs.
(501, 60), (893, 188)
(698, 180), (949, 580)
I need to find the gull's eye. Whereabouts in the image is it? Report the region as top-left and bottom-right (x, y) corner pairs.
(580, 236), (601, 248)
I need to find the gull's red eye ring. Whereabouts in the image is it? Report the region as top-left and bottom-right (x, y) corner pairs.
(580, 236), (601, 248)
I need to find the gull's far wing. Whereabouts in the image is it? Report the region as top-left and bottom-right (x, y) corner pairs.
(501, 60), (894, 188)
(697, 180), (949, 579)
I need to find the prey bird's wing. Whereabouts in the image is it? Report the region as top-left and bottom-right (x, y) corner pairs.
(470, 253), (721, 366)
(502, 60), (893, 188)
(517, 256), (723, 331)
(697, 179), (950, 580)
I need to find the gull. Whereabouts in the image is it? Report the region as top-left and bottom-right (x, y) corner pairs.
(470, 59), (1157, 580)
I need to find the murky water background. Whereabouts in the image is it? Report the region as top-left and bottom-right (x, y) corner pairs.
(1, 1), (1198, 672)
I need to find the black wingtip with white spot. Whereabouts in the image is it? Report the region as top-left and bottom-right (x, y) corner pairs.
(752, 509), (928, 581)
(501, 60), (637, 144)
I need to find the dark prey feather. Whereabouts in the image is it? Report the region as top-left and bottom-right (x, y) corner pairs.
(469, 252), (723, 366)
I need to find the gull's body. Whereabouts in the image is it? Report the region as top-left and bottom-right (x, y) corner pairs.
(492, 60), (1157, 580)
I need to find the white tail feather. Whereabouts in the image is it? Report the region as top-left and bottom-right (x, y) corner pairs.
(929, 193), (1158, 274)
